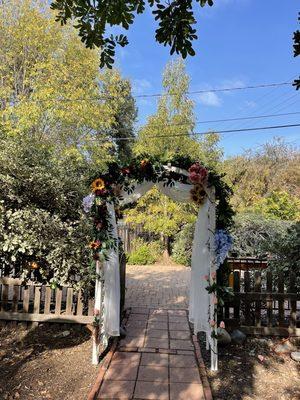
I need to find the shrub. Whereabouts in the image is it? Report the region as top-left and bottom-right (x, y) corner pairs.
(127, 238), (162, 265)
(266, 221), (300, 288)
(230, 212), (291, 257)
(171, 223), (195, 266)
(0, 135), (95, 290)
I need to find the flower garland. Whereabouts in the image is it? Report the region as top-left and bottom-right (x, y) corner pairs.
(83, 156), (218, 263)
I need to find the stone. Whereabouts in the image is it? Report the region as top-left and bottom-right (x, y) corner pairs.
(273, 340), (296, 354)
(54, 330), (70, 338)
(291, 352), (300, 362)
(217, 327), (231, 345)
(230, 329), (247, 345)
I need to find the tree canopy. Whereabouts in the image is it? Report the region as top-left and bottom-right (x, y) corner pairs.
(50, 0), (214, 69)
(126, 59), (224, 255)
(223, 139), (300, 218)
(0, 0), (137, 166)
(0, 0), (137, 289)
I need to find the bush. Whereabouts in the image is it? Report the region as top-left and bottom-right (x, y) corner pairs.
(171, 223), (195, 266)
(127, 238), (162, 265)
(230, 212), (291, 257)
(266, 221), (300, 288)
(0, 135), (95, 290)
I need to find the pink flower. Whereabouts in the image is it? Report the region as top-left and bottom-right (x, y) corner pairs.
(211, 271), (217, 280)
(219, 321), (225, 329)
(213, 295), (218, 305)
(210, 320), (216, 327)
(189, 171), (202, 184)
(93, 308), (100, 316)
(188, 163), (208, 183)
(257, 355), (265, 363)
(203, 275), (209, 281)
(189, 162), (201, 173)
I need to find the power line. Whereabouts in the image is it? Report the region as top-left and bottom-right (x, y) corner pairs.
(134, 111), (300, 130)
(104, 123), (300, 142)
(217, 74), (298, 133)
(134, 82), (292, 98)
(11, 81), (293, 103)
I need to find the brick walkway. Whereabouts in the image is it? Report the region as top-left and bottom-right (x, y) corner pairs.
(95, 265), (207, 400)
(97, 308), (205, 400)
(125, 264), (190, 309)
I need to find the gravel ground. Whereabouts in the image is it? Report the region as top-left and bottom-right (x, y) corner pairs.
(0, 324), (99, 400)
(199, 333), (300, 400)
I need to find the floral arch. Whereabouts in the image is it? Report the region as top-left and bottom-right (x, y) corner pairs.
(83, 156), (233, 371)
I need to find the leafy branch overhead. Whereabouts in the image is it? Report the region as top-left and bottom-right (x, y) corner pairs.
(293, 12), (300, 90)
(50, 0), (214, 68)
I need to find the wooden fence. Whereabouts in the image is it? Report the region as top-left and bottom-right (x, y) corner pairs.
(221, 270), (300, 336)
(118, 222), (153, 253)
(0, 277), (94, 326)
(0, 253), (126, 326)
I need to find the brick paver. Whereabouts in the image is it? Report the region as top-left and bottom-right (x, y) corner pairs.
(125, 264), (190, 309)
(97, 308), (205, 400)
(95, 264), (207, 400)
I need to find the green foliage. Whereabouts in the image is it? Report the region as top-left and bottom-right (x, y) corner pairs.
(0, 0), (136, 165)
(292, 12), (300, 89)
(127, 59), (228, 252)
(125, 186), (197, 239)
(171, 223), (195, 266)
(50, 0), (214, 68)
(0, 135), (94, 290)
(251, 190), (300, 221)
(224, 139), (300, 219)
(127, 238), (162, 265)
(0, 1), (137, 289)
(230, 212), (292, 258)
(134, 59), (223, 168)
(266, 222), (300, 287)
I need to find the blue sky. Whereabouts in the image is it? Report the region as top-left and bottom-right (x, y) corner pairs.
(112, 0), (300, 157)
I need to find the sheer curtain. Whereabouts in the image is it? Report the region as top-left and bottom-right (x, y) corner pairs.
(189, 196), (210, 335)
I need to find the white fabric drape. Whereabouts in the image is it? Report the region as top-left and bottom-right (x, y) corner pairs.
(189, 197), (211, 335)
(103, 202), (120, 336)
(120, 181), (155, 206)
(157, 181), (192, 203)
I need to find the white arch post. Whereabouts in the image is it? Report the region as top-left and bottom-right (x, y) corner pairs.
(208, 187), (218, 371)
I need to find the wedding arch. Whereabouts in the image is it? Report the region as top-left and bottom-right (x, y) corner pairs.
(82, 155), (233, 371)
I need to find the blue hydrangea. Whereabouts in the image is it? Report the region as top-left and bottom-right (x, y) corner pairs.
(82, 193), (95, 213)
(215, 229), (233, 268)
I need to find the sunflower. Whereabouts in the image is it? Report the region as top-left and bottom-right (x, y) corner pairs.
(91, 178), (105, 193)
(140, 159), (150, 168)
(30, 262), (39, 270)
(89, 240), (101, 250)
(190, 184), (207, 205)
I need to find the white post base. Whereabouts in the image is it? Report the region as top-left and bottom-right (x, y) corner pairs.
(92, 335), (98, 365)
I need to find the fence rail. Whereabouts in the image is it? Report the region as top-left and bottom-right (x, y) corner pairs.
(0, 277), (94, 325)
(222, 270), (300, 336)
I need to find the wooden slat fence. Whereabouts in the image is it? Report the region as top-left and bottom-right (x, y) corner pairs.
(221, 270), (300, 336)
(118, 222), (154, 253)
(0, 277), (94, 325)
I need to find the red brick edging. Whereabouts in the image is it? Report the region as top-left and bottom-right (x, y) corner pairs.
(87, 310), (131, 400)
(87, 337), (119, 400)
(192, 335), (213, 400)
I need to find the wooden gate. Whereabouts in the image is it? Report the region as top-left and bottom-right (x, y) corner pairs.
(221, 262), (300, 336)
